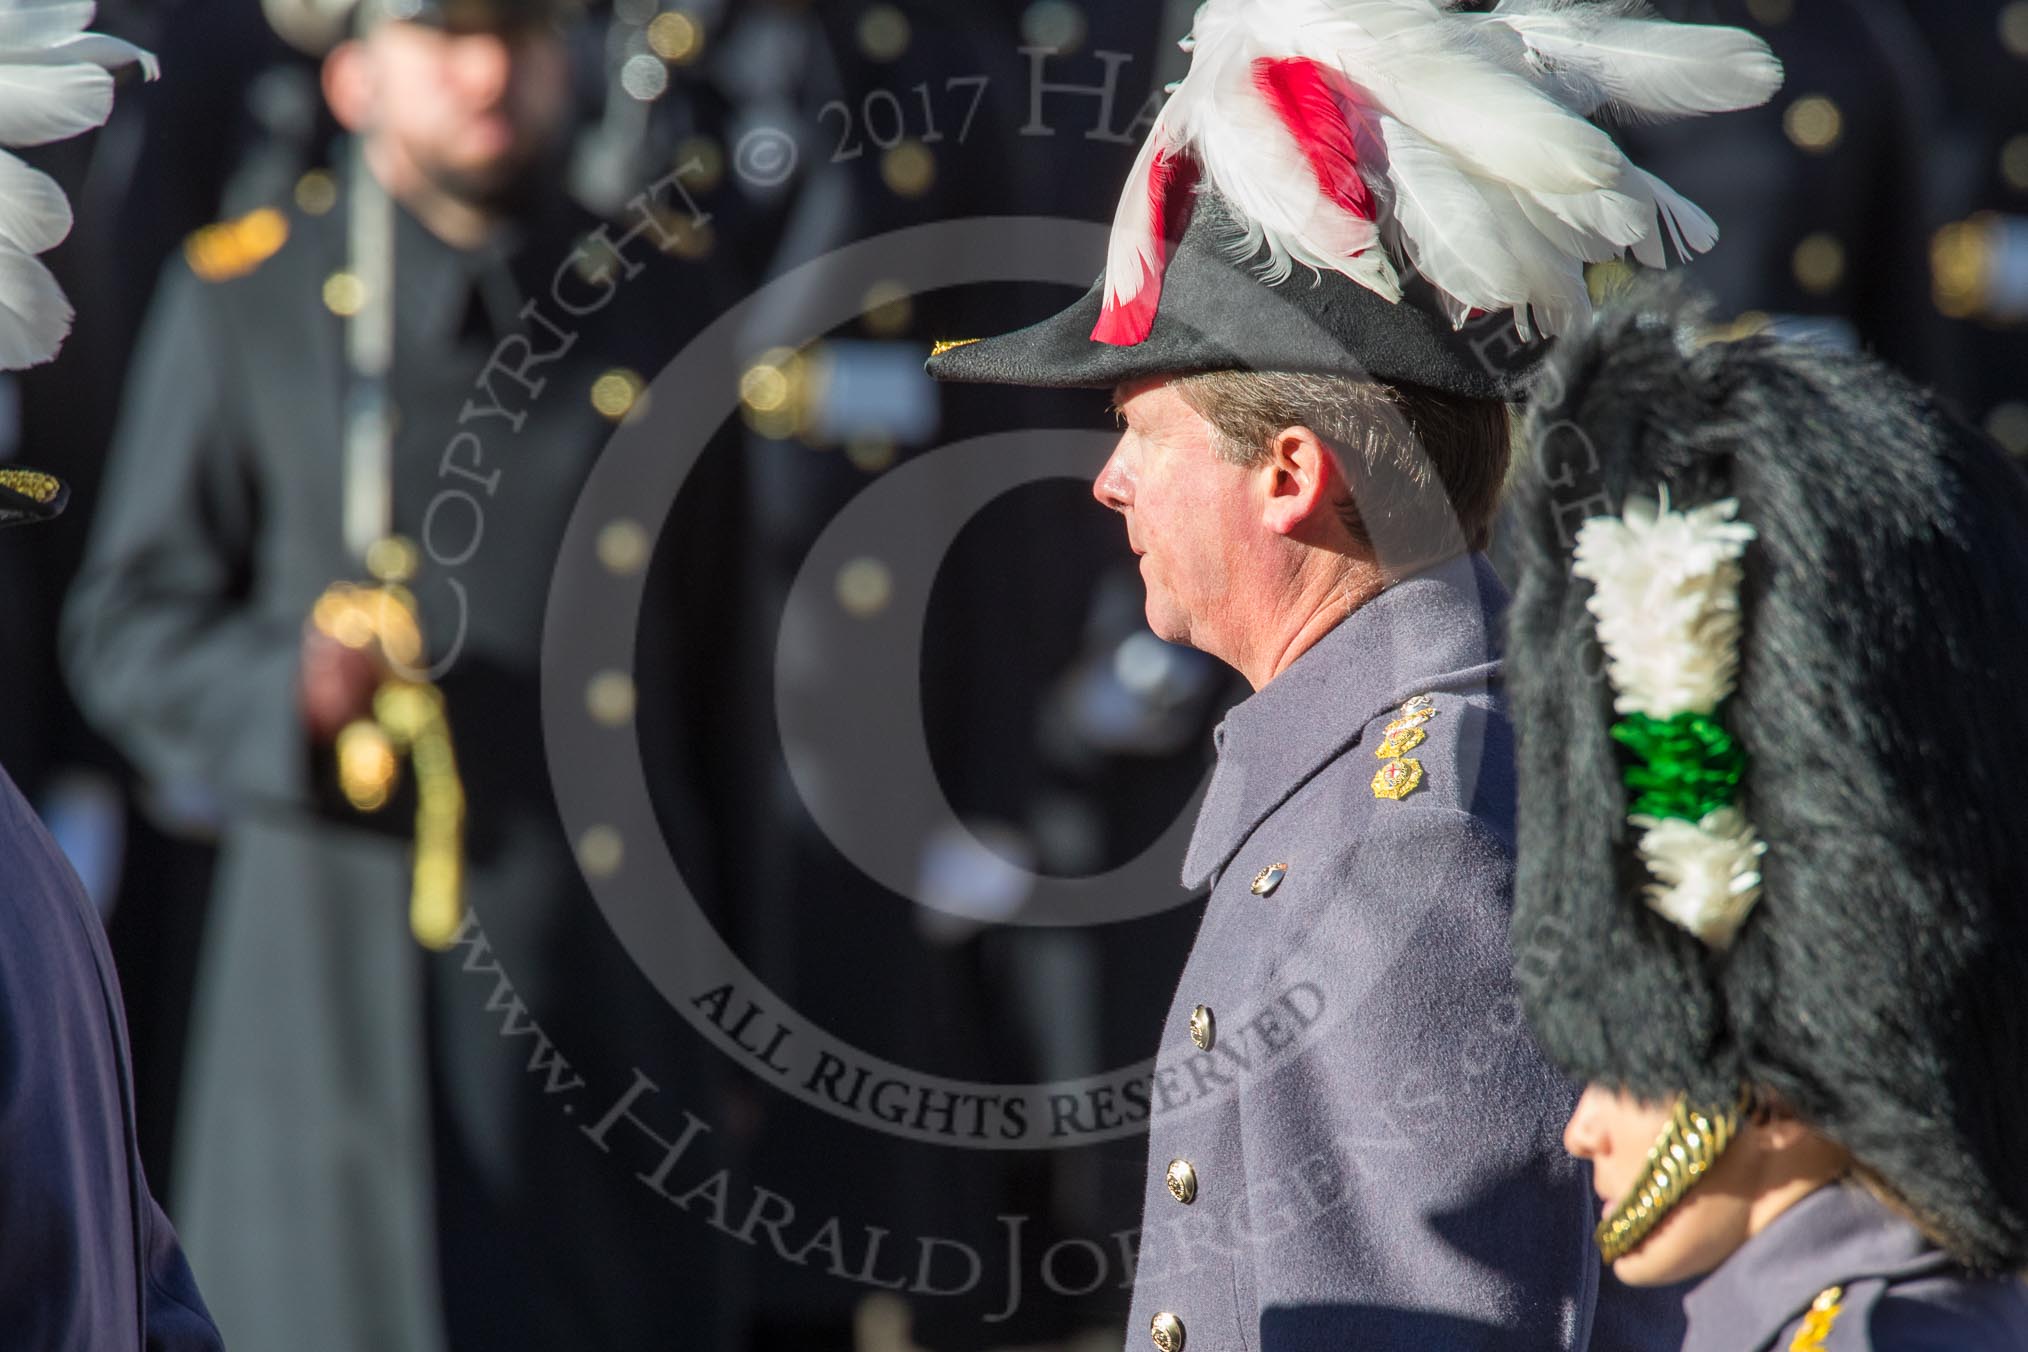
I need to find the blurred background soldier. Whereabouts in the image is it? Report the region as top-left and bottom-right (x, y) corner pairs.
(60, 2), (744, 1349)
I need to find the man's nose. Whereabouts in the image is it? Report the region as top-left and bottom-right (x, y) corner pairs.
(1092, 446), (1130, 512)
(1564, 1086), (1607, 1159)
(450, 32), (514, 104)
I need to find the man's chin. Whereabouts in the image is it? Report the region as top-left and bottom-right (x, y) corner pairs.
(1141, 598), (1191, 649)
(423, 150), (547, 214)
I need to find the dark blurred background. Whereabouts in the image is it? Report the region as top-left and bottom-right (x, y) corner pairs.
(6, 2), (2024, 1350)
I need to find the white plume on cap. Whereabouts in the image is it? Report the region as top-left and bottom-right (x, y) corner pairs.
(0, 1), (158, 370)
(1095, 0), (1783, 345)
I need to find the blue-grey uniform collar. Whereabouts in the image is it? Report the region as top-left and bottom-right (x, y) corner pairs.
(1181, 551), (1506, 888)
(1682, 1183), (1955, 1352)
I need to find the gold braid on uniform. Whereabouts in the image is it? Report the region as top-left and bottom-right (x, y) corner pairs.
(0, 469), (61, 503)
(313, 575), (466, 951)
(1596, 1094), (1744, 1263)
(1786, 1285), (1845, 1351)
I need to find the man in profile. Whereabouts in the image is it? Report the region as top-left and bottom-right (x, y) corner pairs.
(928, 1), (1781, 1345)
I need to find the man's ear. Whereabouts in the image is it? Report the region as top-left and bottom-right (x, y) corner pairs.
(322, 39), (372, 133)
(1259, 425), (1345, 539)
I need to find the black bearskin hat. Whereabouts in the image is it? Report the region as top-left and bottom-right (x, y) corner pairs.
(1505, 284), (2028, 1273)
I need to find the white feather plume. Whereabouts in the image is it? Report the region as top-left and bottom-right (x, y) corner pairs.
(1627, 165), (1719, 268)
(1633, 809), (1767, 950)
(1517, 183), (1649, 258)
(1466, 169), (1591, 339)
(1376, 116), (1526, 322)
(1184, 25), (1392, 292)
(1571, 491), (1757, 720)
(1097, 119), (1179, 320)
(0, 242), (68, 369)
(0, 148), (71, 254)
(1273, 0), (1627, 196)
(1093, 0), (1782, 343)
(1489, 0), (1786, 123)
(0, 0), (157, 369)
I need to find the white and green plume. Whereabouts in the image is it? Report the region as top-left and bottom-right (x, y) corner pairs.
(1573, 490), (1767, 949)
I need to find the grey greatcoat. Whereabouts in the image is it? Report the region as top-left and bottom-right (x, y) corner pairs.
(62, 192), (739, 1352)
(1123, 553), (1677, 1351)
(1683, 1184), (2028, 1351)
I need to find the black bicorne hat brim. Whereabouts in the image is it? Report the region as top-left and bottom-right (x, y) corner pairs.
(927, 194), (1548, 400)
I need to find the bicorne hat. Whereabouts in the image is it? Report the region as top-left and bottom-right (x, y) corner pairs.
(929, 0), (1783, 398)
(1504, 282), (2028, 1273)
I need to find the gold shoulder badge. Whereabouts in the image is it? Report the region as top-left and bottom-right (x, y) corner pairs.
(1376, 725), (1426, 759)
(1378, 695), (1438, 757)
(930, 338), (979, 357)
(184, 206), (290, 283)
(1786, 1285), (1844, 1352)
(1372, 758), (1424, 801)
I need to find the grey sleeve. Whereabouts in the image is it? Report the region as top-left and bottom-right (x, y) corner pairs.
(60, 264), (310, 810)
(1241, 806), (1599, 1350)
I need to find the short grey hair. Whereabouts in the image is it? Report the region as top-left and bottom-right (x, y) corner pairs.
(1171, 370), (1512, 560)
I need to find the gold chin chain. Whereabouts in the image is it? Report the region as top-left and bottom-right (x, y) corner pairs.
(312, 541), (466, 952)
(1596, 1094), (1743, 1263)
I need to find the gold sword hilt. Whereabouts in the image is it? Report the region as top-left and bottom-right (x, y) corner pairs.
(312, 539), (466, 951)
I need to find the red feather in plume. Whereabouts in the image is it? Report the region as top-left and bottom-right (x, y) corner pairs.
(1089, 0), (1783, 344)
(1092, 146), (1201, 346)
(1250, 57), (1374, 223)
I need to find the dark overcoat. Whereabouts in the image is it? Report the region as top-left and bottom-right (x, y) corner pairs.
(1122, 553), (1681, 1351)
